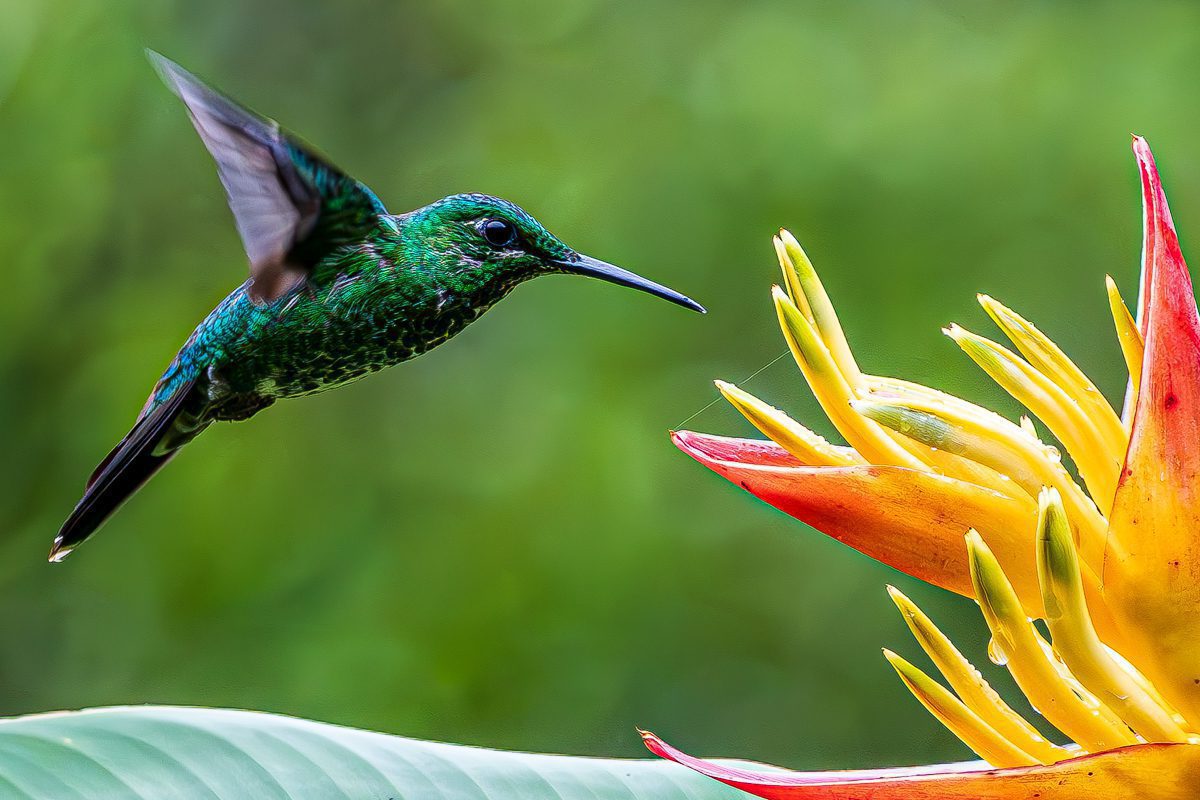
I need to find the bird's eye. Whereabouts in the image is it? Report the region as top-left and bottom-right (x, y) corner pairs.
(480, 218), (517, 248)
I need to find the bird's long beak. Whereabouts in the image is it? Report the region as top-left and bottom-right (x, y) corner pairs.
(555, 255), (705, 313)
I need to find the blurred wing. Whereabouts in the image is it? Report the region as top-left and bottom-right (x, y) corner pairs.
(149, 51), (387, 302)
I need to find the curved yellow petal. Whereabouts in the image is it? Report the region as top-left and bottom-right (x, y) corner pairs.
(862, 376), (1035, 499)
(715, 381), (862, 466)
(1105, 274), (1143, 424)
(775, 235), (816, 327)
(887, 586), (1064, 764)
(967, 531), (1137, 752)
(769, 240), (1024, 494)
(853, 396), (1107, 580)
(774, 287), (926, 469)
(977, 294), (1126, 469)
(883, 649), (1040, 768)
(1036, 488), (1187, 742)
(946, 324), (1120, 511)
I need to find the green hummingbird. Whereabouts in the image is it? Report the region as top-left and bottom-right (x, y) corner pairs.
(52, 52), (703, 561)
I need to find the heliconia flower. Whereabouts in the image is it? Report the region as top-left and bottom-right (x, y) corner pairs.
(646, 137), (1200, 797)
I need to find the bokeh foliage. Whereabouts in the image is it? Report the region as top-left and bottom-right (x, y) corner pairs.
(2, 0), (1200, 770)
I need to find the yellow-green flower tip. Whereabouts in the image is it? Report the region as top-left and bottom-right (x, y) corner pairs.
(1036, 487), (1077, 600)
(966, 529), (1021, 621)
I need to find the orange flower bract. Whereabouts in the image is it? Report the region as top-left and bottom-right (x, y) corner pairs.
(647, 138), (1200, 797)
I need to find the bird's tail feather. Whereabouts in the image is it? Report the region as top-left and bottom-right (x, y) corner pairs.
(52, 377), (206, 561)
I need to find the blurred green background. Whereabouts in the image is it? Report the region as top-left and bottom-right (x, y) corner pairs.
(1, 0), (1198, 771)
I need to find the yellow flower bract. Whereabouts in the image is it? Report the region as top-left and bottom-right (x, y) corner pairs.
(714, 226), (1198, 766)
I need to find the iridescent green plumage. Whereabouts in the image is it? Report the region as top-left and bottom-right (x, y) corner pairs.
(153, 194), (572, 417)
(53, 53), (702, 561)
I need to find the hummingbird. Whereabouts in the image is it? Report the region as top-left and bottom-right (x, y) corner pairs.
(52, 52), (703, 562)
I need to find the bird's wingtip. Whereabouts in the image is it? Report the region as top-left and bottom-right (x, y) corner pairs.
(144, 50), (197, 97)
(144, 48), (174, 75)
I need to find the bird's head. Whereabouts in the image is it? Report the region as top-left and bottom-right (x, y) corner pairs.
(398, 193), (704, 312)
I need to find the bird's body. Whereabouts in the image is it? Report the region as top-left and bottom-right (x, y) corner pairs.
(151, 196), (538, 425)
(53, 53), (702, 560)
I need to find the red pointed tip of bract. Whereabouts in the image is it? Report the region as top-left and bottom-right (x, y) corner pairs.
(1132, 137), (1163, 212)
(671, 429), (802, 468)
(669, 429), (701, 461)
(672, 428), (711, 453)
(640, 733), (721, 777)
(672, 429), (730, 464)
(1132, 136), (1160, 206)
(639, 730), (674, 760)
(1128, 135), (1187, 332)
(1134, 137), (1193, 331)
(1132, 136), (1157, 193)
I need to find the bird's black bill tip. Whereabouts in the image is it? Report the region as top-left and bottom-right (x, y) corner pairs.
(47, 538), (72, 563)
(555, 255), (705, 314)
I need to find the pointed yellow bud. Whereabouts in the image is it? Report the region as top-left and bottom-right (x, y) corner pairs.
(773, 235), (813, 323)
(773, 287), (925, 469)
(714, 381), (862, 467)
(776, 230), (861, 382)
(883, 648), (1040, 768)
(946, 324), (1121, 512)
(773, 237), (966, 480)
(978, 295), (1125, 453)
(1105, 275), (1144, 422)
(769, 252), (1019, 492)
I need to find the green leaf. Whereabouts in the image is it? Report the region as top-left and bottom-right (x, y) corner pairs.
(0, 706), (749, 799)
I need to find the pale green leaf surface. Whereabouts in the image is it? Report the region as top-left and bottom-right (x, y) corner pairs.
(0, 707), (751, 800)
